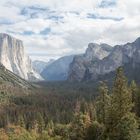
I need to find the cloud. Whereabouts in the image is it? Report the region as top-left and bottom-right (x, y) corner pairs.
(87, 13), (123, 21)
(99, 0), (117, 8)
(0, 0), (140, 61)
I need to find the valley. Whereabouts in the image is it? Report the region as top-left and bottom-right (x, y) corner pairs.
(0, 33), (140, 139)
(0, 67), (140, 139)
(0, 0), (140, 139)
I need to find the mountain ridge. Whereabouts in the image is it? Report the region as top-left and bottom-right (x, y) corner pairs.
(68, 43), (113, 81)
(0, 63), (34, 88)
(68, 37), (140, 82)
(0, 33), (42, 81)
(41, 55), (74, 81)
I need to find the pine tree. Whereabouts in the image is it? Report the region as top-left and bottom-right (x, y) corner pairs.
(70, 112), (91, 140)
(130, 81), (137, 99)
(112, 67), (133, 118)
(86, 121), (105, 140)
(96, 81), (110, 124)
(88, 103), (97, 121)
(130, 81), (140, 117)
(117, 113), (139, 140)
(135, 88), (140, 117)
(18, 115), (25, 128)
(36, 113), (45, 133)
(107, 67), (139, 140)
(46, 120), (54, 136)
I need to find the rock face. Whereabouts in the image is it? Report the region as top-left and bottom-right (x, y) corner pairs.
(0, 63), (33, 88)
(68, 43), (113, 81)
(33, 59), (55, 74)
(41, 55), (74, 81)
(68, 37), (140, 81)
(32, 60), (48, 74)
(0, 33), (42, 81)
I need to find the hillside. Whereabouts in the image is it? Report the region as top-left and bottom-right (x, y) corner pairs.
(0, 64), (34, 89)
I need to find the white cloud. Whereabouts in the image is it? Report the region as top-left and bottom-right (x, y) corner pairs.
(0, 0), (140, 61)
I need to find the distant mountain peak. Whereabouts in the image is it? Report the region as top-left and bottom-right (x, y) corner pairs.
(0, 33), (11, 37)
(134, 37), (140, 45)
(88, 43), (99, 48)
(0, 33), (21, 41)
(41, 55), (74, 81)
(68, 37), (140, 81)
(0, 33), (42, 81)
(68, 42), (112, 81)
(87, 42), (112, 51)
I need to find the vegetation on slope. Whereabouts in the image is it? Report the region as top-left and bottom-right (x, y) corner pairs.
(0, 67), (140, 139)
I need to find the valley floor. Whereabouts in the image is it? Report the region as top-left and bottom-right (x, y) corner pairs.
(0, 68), (140, 140)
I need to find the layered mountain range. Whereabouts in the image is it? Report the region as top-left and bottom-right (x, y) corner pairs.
(1, 33), (139, 83)
(32, 59), (54, 74)
(41, 55), (74, 81)
(0, 33), (42, 81)
(68, 37), (140, 82)
(38, 37), (140, 82)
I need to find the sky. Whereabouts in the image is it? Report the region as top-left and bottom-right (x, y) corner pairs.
(0, 0), (140, 61)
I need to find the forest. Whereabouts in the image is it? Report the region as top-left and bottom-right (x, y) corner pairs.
(0, 67), (140, 140)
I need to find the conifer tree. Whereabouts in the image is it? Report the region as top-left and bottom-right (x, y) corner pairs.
(112, 67), (133, 118)
(70, 112), (91, 140)
(36, 113), (45, 133)
(130, 81), (140, 117)
(46, 120), (54, 136)
(18, 115), (25, 128)
(86, 121), (105, 140)
(135, 88), (140, 117)
(130, 80), (137, 100)
(117, 113), (139, 140)
(96, 81), (110, 124)
(107, 67), (139, 140)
